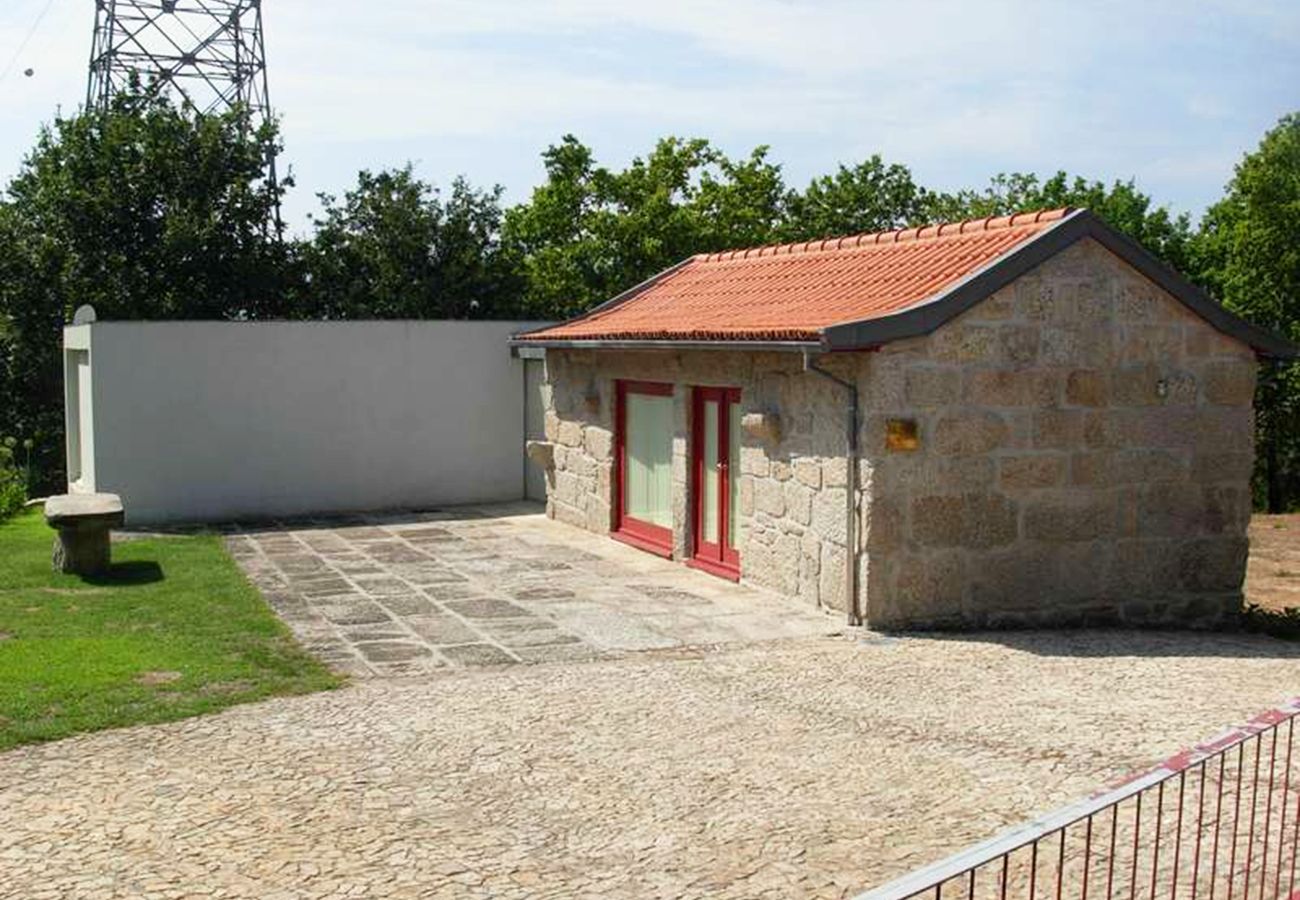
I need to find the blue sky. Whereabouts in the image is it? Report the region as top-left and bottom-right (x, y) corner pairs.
(1, 0), (1297, 236)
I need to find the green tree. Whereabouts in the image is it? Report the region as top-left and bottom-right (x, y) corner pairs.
(501, 136), (791, 319)
(1195, 113), (1300, 512)
(929, 171), (1195, 271)
(0, 435), (31, 519)
(299, 166), (521, 320)
(0, 86), (289, 491)
(784, 155), (932, 240)
(691, 145), (791, 249)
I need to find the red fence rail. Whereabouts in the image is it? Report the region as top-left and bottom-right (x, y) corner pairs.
(854, 699), (1300, 900)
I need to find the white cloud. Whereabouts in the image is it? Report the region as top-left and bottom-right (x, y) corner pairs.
(268, 1), (1097, 148)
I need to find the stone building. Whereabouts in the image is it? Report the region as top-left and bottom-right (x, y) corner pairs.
(511, 209), (1296, 629)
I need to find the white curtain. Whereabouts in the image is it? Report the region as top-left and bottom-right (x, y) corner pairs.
(702, 400), (719, 543)
(625, 392), (673, 528)
(728, 400), (740, 549)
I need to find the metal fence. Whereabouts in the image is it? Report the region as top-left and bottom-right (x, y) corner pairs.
(855, 699), (1300, 900)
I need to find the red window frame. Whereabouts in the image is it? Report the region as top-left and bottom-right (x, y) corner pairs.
(688, 386), (741, 581)
(613, 379), (675, 558)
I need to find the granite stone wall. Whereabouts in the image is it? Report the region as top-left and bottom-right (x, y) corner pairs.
(858, 237), (1258, 628)
(535, 237), (1258, 629)
(539, 349), (855, 610)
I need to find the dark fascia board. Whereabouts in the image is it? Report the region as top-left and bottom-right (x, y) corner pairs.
(821, 209), (1299, 359)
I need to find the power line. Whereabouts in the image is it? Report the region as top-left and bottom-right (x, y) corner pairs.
(0, 0), (57, 84)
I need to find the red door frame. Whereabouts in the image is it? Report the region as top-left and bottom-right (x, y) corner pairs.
(689, 386), (741, 581)
(613, 379), (675, 558)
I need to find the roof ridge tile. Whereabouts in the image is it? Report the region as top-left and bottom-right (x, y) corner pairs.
(698, 206), (1072, 262)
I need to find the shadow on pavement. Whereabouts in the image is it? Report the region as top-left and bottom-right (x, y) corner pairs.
(891, 627), (1300, 660)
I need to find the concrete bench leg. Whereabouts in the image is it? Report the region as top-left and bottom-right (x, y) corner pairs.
(52, 524), (112, 575)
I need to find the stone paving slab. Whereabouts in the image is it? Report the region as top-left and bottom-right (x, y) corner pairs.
(226, 502), (842, 676)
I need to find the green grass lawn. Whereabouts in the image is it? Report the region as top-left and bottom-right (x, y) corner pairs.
(0, 509), (340, 751)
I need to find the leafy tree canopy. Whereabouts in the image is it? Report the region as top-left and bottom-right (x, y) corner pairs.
(3, 86), (290, 322)
(0, 85), (288, 490)
(299, 166), (520, 320)
(783, 155), (934, 240)
(500, 136), (792, 318)
(1195, 114), (1300, 511)
(929, 171), (1195, 272)
(1196, 114), (1300, 343)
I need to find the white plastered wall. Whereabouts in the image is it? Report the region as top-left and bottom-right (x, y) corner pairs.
(62, 320), (549, 524)
(63, 324), (95, 493)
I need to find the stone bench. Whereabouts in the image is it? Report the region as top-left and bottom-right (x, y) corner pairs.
(44, 493), (125, 576)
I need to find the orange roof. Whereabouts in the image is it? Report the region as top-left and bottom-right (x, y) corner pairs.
(517, 208), (1074, 345)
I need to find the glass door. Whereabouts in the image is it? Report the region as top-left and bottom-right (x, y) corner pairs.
(614, 380), (675, 556)
(691, 386), (741, 579)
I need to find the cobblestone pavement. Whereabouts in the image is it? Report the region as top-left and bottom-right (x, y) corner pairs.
(3, 630), (1300, 899)
(224, 502), (841, 677)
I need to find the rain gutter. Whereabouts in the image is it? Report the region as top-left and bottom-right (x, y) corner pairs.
(509, 338), (823, 353)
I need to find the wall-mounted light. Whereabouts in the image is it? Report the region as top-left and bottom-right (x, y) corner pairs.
(886, 418), (920, 452)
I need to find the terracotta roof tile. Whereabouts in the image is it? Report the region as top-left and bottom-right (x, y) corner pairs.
(519, 208), (1073, 343)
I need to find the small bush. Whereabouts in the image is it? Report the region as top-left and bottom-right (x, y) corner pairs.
(0, 437), (30, 520)
(1241, 603), (1300, 640)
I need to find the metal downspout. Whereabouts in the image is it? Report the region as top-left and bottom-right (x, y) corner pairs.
(802, 350), (862, 627)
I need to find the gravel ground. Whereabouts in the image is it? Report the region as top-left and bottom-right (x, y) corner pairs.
(1, 629), (1298, 900)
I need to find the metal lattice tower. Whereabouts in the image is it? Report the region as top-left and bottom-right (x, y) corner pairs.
(86, 0), (279, 200)
(87, 0), (272, 121)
